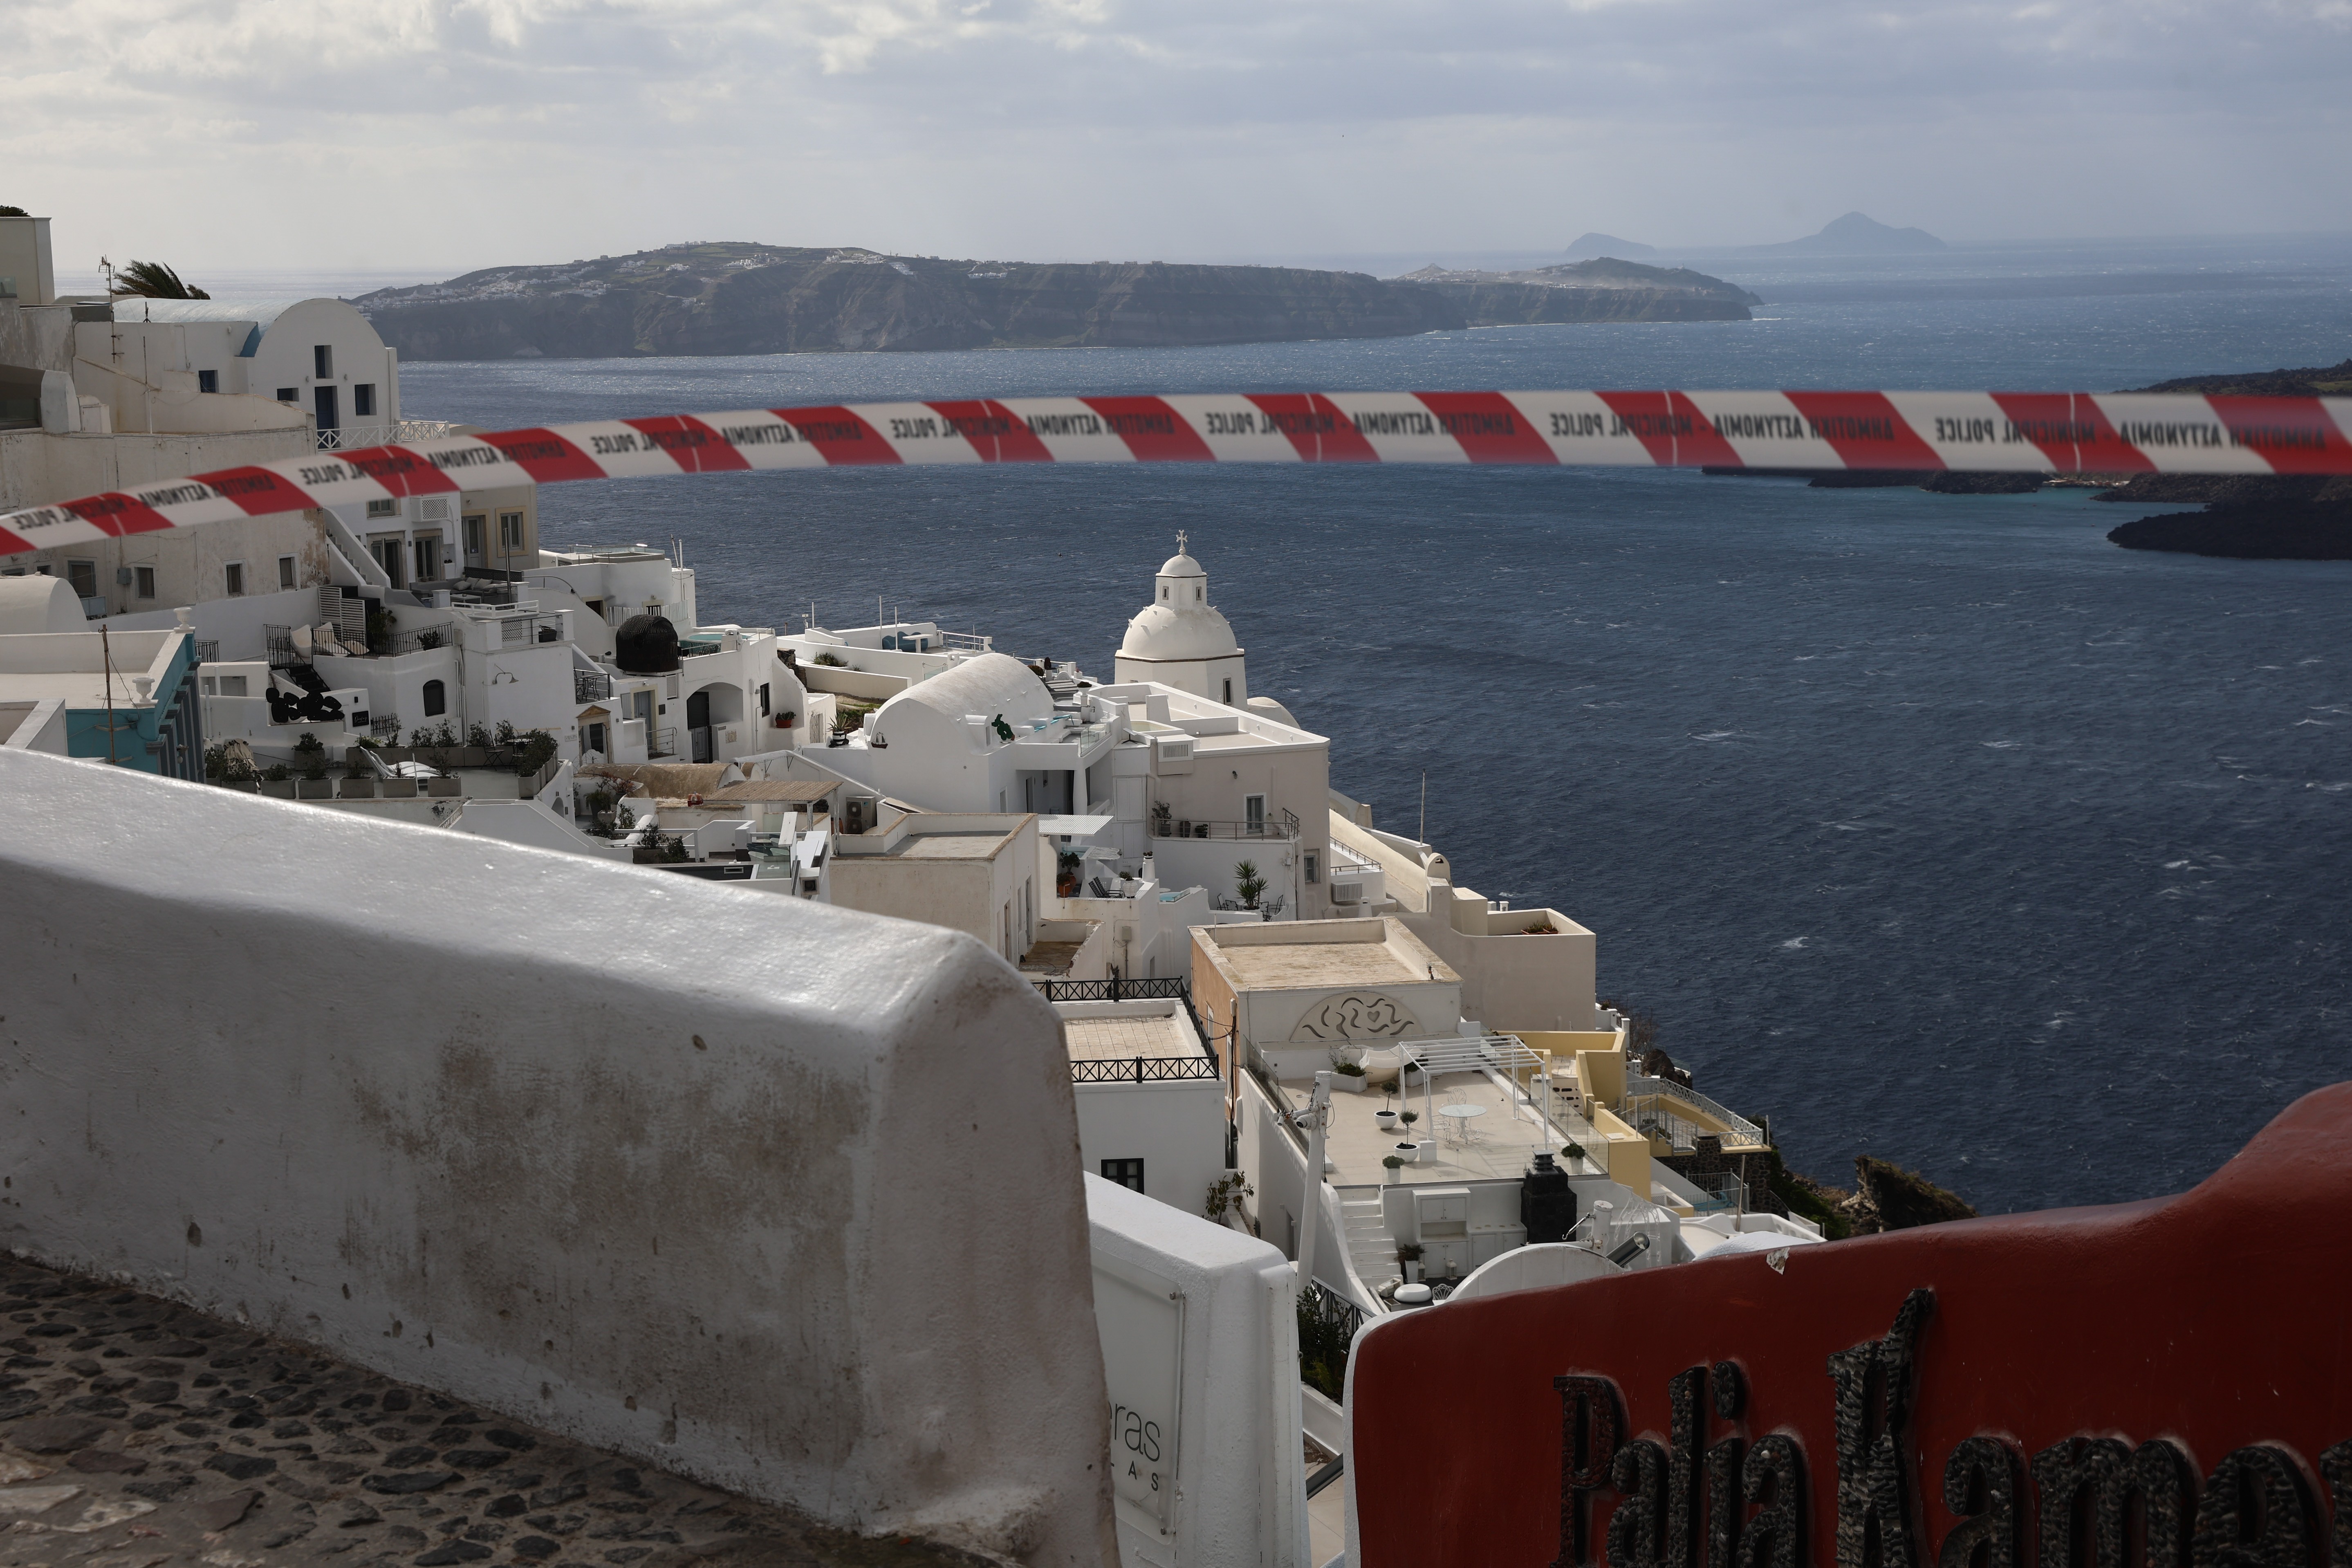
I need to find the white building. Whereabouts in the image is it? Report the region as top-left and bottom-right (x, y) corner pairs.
(1116, 536), (1249, 707)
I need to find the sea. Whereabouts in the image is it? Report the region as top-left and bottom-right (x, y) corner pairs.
(385, 233), (2352, 1216)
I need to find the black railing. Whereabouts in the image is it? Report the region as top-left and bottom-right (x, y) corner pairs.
(1298, 1279), (1364, 1400)
(1034, 976), (1217, 1067)
(576, 668), (614, 702)
(1071, 1054), (1222, 1085)
(1149, 805), (1303, 841)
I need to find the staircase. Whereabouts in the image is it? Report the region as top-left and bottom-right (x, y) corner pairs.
(1342, 1197), (1397, 1299)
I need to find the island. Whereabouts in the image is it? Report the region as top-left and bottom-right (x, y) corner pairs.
(2101, 358), (2352, 560)
(352, 242), (1758, 360)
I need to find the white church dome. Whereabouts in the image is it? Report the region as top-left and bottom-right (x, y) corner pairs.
(1121, 536), (1240, 663)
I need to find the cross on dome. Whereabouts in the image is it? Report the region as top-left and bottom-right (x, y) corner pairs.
(1175, 529), (1188, 554)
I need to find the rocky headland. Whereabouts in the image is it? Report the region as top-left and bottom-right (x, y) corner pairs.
(1393, 256), (1760, 324)
(2099, 358), (2352, 560)
(352, 242), (1757, 360)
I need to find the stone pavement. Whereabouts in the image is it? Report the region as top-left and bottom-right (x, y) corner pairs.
(0, 1256), (993, 1568)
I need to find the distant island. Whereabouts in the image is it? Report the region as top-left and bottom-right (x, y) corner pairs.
(2099, 357), (2352, 560)
(1740, 211), (1944, 255)
(1394, 257), (1760, 324)
(352, 242), (1757, 359)
(1564, 232), (1658, 258)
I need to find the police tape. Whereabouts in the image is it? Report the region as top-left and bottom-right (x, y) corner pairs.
(6, 388), (2349, 555)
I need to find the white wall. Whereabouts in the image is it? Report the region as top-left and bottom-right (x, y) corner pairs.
(1074, 1078), (1225, 1216)
(1084, 1175), (1307, 1568)
(0, 749), (1118, 1568)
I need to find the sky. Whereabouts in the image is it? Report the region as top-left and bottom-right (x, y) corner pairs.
(5, 0), (2350, 282)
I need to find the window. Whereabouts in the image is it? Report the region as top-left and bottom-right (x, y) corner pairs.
(276, 387), (298, 404)
(422, 679), (446, 718)
(1245, 794), (1266, 835)
(413, 535), (440, 582)
(353, 383), (375, 417)
(197, 369), (217, 394)
(1222, 678), (1232, 704)
(498, 511), (525, 550)
(223, 561), (245, 596)
(464, 515), (485, 557)
(1195, 585), (1202, 601)
(313, 345), (333, 379)
(759, 682), (771, 717)
(278, 555), (296, 590)
(66, 559), (97, 599)
(365, 498), (399, 518)
(135, 565), (155, 599)
(1101, 1159), (1145, 1192)
(1161, 585), (1168, 600)
(217, 674), (248, 697)
(1304, 850), (1320, 885)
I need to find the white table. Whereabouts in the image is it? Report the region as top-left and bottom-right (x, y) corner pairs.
(1437, 1104), (1487, 1146)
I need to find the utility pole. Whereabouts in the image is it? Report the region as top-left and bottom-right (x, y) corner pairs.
(99, 624), (120, 766)
(1294, 1071), (1334, 1286)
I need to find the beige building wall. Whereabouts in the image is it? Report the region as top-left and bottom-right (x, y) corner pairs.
(13, 509), (332, 619)
(827, 814), (1043, 964)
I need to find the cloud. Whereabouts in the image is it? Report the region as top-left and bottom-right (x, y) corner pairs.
(2, 0), (2345, 273)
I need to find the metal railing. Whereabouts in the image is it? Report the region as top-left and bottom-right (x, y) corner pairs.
(1686, 1169), (1749, 1215)
(1623, 1074), (1766, 1145)
(498, 614), (565, 648)
(370, 716), (402, 741)
(372, 628), (452, 657)
(193, 639), (220, 664)
(1149, 806), (1303, 841)
(575, 668), (614, 703)
(647, 725), (677, 758)
(1033, 978), (1218, 1070)
(938, 631), (993, 651)
(313, 419), (460, 452)
(1071, 1054), (1221, 1085)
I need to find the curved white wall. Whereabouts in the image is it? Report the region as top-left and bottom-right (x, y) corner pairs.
(0, 749), (1117, 1568)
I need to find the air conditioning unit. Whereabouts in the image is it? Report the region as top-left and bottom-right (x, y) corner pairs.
(1330, 879), (1364, 905)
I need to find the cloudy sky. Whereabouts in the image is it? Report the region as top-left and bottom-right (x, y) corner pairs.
(6, 0), (2349, 280)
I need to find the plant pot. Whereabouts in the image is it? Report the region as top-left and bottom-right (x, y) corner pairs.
(260, 780), (296, 798)
(1329, 1073), (1365, 1094)
(1403, 1260), (1422, 1283)
(1383, 1166), (1402, 1185)
(1395, 1140), (1424, 1166)
(296, 778), (333, 799)
(1375, 1110), (1399, 1131)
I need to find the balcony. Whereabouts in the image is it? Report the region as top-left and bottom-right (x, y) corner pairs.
(314, 418), (460, 452)
(1149, 806), (1302, 842)
(576, 668), (614, 703)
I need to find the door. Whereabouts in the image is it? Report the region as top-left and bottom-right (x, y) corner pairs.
(370, 538), (405, 588)
(413, 535), (440, 582)
(687, 689), (712, 764)
(314, 384), (339, 436)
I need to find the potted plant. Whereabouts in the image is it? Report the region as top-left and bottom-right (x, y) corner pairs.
(1395, 1242), (1424, 1284)
(259, 763), (295, 798)
(1056, 848), (1084, 899)
(1327, 1051), (1367, 1093)
(1233, 859), (1266, 911)
(1398, 1109), (1419, 1140)
(1562, 1141), (1587, 1169)
(1382, 1154), (1405, 1186)
(1374, 1105), (1399, 1132)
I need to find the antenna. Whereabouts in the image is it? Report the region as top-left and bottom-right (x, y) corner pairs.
(100, 624), (119, 766)
(1419, 769), (1427, 843)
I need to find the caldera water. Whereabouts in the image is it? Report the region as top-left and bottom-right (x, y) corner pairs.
(397, 233), (2352, 1214)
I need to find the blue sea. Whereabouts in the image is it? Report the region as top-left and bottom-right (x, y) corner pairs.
(398, 234), (2352, 1216)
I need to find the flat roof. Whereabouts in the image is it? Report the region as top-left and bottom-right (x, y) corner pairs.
(708, 780), (836, 803)
(1196, 918), (1459, 993)
(1064, 1012), (1201, 1064)
(890, 830), (1015, 860)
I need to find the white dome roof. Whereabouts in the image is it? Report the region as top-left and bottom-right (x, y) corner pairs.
(1120, 602), (1242, 662)
(0, 575), (85, 634)
(1157, 552), (1204, 578)
(872, 652), (1050, 745)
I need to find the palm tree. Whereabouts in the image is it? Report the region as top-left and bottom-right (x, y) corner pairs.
(110, 259), (209, 300)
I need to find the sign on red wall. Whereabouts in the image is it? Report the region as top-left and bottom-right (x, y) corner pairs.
(1348, 1084), (2352, 1568)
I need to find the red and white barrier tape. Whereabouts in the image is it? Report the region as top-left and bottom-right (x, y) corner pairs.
(6, 389), (2348, 555)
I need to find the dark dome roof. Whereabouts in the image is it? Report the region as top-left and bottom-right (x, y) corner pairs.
(614, 613), (681, 673)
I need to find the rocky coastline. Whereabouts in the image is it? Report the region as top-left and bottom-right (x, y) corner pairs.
(352, 243), (1756, 359)
(2096, 358), (2352, 559)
